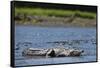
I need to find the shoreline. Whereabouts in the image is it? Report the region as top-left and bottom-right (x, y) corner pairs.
(15, 7), (96, 27)
(15, 16), (96, 27)
(15, 24), (96, 29)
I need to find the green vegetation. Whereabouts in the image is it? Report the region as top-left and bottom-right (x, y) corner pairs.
(15, 7), (96, 19)
(15, 7), (96, 27)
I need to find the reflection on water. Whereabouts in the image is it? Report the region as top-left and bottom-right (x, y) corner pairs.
(15, 25), (97, 66)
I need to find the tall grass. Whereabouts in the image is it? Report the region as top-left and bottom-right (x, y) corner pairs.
(15, 7), (96, 19)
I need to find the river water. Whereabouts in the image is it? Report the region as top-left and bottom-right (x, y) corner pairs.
(15, 25), (97, 66)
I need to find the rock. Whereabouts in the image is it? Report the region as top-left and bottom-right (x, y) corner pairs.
(14, 13), (23, 21)
(22, 48), (48, 56)
(26, 16), (33, 21)
(46, 49), (56, 57)
(67, 49), (84, 56)
(50, 48), (84, 57)
(22, 48), (84, 57)
(14, 15), (22, 21)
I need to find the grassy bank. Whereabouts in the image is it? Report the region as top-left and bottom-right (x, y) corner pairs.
(15, 7), (96, 19)
(15, 7), (96, 27)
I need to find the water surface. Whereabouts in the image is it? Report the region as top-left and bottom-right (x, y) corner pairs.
(15, 25), (97, 66)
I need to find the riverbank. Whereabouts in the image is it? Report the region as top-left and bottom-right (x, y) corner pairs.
(15, 7), (96, 27)
(15, 15), (96, 27)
